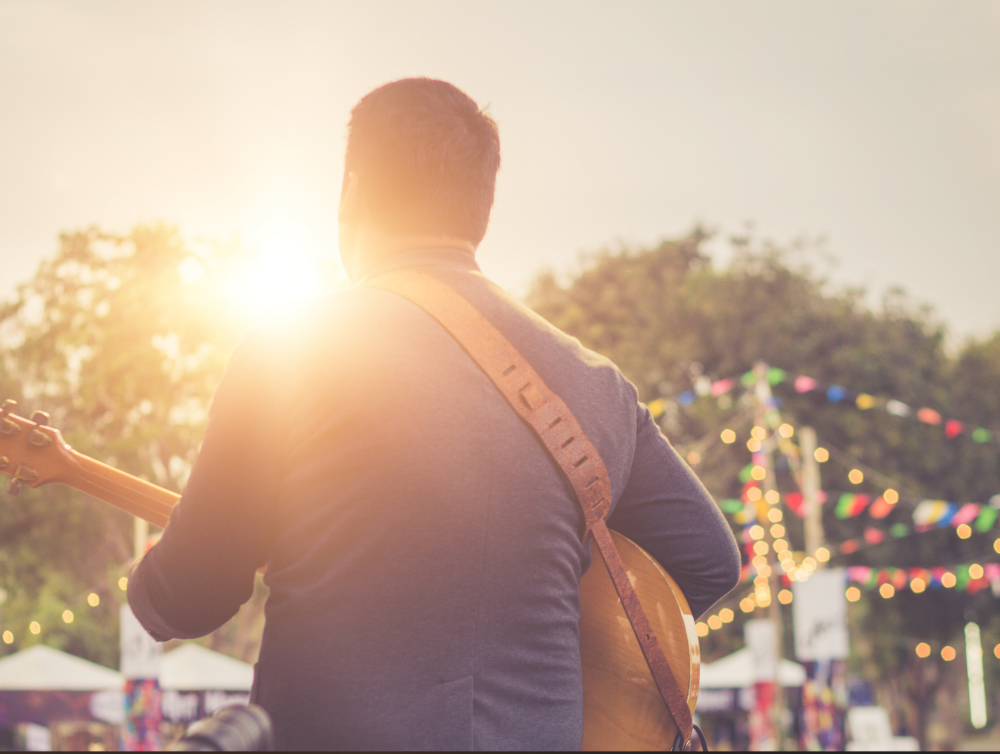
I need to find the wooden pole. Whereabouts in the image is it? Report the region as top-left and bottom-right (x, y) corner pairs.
(799, 426), (825, 564)
(753, 361), (786, 748)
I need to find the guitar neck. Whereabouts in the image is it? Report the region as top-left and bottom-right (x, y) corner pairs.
(64, 449), (178, 528)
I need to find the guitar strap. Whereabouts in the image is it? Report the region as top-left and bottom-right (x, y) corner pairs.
(366, 269), (694, 746)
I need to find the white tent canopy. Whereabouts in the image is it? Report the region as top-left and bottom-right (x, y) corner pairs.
(160, 644), (254, 691)
(0, 643), (254, 692)
(0, 645), (123, 691)
(700, 648), (807, 689)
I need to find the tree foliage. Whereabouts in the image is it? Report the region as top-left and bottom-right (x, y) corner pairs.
(0, 225), (257, 666)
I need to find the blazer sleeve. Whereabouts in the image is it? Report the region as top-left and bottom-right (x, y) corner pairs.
(127, 330), (279, 640)
(607, 403), (741, 618)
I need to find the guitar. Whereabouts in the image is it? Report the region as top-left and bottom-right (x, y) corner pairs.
(0, 399), (699, 750)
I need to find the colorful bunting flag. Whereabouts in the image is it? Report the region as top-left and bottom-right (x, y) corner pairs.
(711, 378), (734, 397)
(945, 420), (964, 439)
(917, 407), (942, 425)
(976, 507), (1000, 532)
(794, 375), (817, 393)
(867, 496), (894, 519)
(855, 393), (876, 410)
(835, 493), (870, 519)
(951, 503), (980, 527)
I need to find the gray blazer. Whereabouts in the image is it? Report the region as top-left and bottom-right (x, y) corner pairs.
(129, 248), (740, 750)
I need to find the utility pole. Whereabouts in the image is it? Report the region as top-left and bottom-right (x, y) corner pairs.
(799, 426), (825, 563)
(753, 361), (786, 749)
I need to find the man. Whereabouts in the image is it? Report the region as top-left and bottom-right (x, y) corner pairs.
(129, 78), (740, 750)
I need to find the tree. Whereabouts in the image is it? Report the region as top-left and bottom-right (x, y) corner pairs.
(0, 225), (266, 666)
(527, 230), (1000, 747)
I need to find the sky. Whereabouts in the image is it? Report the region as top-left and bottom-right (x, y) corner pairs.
(1, 1), (998, 338)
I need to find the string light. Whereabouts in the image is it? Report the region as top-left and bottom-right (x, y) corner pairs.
(751, 427), (767, 441)
(719, 608), (734, 623)
(778, 589), (793, 604)
(941, 646), (956, 662)
(814, 447), (829, 463)
(773, 539), (788, 553)
(879, 584), (895, 599)
(848, 469), (864, 484)
(915, 642), (931, 658)
(87, 593), (100, 607)
(994, 538), (1000, 554)
(740, 598), (755, 613)
(957, 524), (972, 540)
(751, 466), (766, 481)
(118, 577), (128, 591)
(846, 587), (861, 602)
(969, 564), (984, 579)
(884, 489), (899, 504)
(770, 524), (786, 539)
(747, 487), (762, 501)
(778, 424), (794, 438)
(753, 541), (769, 556)
(687, 451), (701, 466)
(721, 429), (736, 444)
(749, 525), (765, 540)
(0, 631), (11, 644)
(747, 438), (761, 452)
(29, 622), (40, 635)
(815, 547), (830, 562)
(910, 578), (926, 593)
(708, 615), (723, 630)
(767, 507), (782, 522)
(942, 572), (957, 588)
(696, 622), (709, 637)
(62, 611), (73, 624)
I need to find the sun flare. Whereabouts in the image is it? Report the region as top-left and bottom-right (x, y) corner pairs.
(227, 214), (345, 321)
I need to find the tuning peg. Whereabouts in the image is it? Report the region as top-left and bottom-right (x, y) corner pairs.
(27, 411), (51, 447)
(0, 401), (17, 435)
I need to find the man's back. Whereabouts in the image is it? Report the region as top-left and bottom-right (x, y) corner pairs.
(130, 247), (739, 749)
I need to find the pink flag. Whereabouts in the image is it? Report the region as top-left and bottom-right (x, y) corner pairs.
(794, 375), (817, 393)
(711, 378), (734, 397)
(950, 503), (980, 526)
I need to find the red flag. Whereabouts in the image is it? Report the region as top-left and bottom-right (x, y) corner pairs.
(863, 528), (885, 545)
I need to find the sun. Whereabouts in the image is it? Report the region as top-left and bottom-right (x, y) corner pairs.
(227, 214), (345, 321)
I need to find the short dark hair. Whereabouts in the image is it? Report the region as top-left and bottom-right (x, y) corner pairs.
(345, 78), (500, 245)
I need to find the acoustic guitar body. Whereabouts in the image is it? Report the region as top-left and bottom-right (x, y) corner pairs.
(579, 531), (700, 751)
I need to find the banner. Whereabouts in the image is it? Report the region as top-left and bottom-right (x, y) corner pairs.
(792, 570), (849, 661)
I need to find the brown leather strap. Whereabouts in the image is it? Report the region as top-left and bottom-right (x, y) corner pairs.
(366, 269), (694, 743)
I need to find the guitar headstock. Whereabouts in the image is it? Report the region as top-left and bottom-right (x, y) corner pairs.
(0, 400), (79, 495)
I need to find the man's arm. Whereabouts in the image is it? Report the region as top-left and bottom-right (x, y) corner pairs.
(127, 332), (279, 640)
(607, 404), (741, 618)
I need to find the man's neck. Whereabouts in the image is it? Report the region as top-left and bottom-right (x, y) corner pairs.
(343, 227), (477, 282)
